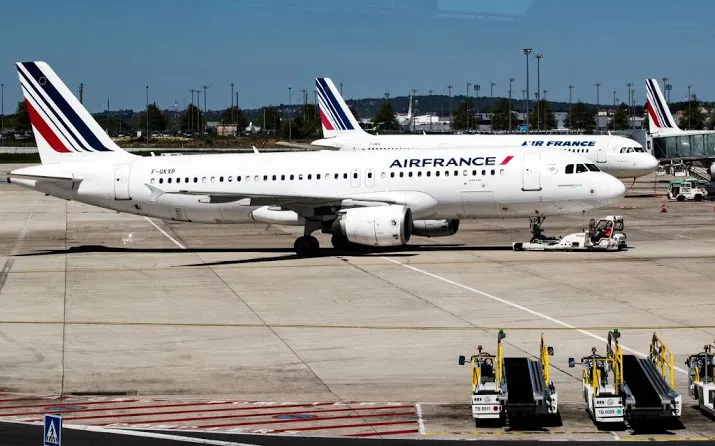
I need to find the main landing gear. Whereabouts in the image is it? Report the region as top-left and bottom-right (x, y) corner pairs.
(294, 220), (321, 257)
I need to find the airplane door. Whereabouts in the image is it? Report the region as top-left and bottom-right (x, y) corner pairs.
(597, 142), (607, 162)
(114, 164), (132, 200)
(365, 168), (375, 187)
(350, 168), (361, 188)
(522, 153), (542, 191)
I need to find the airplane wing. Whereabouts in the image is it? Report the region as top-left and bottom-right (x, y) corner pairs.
(144, 183), (404, 210)
(274, 141), (339, 150)
(5, 173), (83, 188)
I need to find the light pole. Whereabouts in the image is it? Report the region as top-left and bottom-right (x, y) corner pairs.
(490, 81), (495, 129)
(428, 89), (433, 131)
(662, 77), (670, 102)
(474, 84), (480, 131)
(301, 89), (307, 121)
(466, 83), (471, 130)
(288, 86), (292, 141)
(688, 84), (693, 129)
(508, 77), (515, 130)
(145, 85), (149, 145)
(411, 88), (418, 132)
(339, 82), (343, 96)
(522, 48), (532, 133)
(568, 85), (574, 129)
(1, 83), (3, 145)
(447, 84), (454, 125)
(535, 53), (543, 131)
(189, 89), (195, 132)
(230, 82), (234, 127)
(594, 82), (601, 130)
(196, 89), (201, 134)
(626, 83), (633, 129)
(612, 89), (617, 131)
(202, 85), (208, 135)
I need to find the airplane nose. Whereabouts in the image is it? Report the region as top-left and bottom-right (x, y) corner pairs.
(602, 175), (626, 204)
(643, 154), (659, 171)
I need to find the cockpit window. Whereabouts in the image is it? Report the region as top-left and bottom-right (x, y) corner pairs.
(565, 164), (574, 174)
(634, 147), (645, 152)
(576, 164), (588, 173)
(586, 164), (600, 172)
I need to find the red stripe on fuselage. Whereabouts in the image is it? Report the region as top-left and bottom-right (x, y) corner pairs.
(320, 109), (335, 130)
(24, 99), (71, 153)
(500, 155), (514, 165)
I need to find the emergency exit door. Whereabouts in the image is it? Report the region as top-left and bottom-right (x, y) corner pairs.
(114, 164), (132, 200)
(522, 153), (542, 191)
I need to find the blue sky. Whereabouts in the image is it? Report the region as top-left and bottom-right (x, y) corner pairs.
(2, 0), (714, 113)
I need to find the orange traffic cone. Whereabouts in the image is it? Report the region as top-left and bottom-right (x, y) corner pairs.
(661, 202), (668, 213)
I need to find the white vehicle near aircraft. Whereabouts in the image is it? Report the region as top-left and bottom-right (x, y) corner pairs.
(7, 62), (625, 256)
(302, 78), (658, 180)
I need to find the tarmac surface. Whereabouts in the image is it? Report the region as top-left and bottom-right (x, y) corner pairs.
(0, 167), (714, 442)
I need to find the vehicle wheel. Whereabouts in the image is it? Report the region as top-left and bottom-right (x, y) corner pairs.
(677, 195), (685, 201)
(331, 234), (351, 251)
(294, 236), (319, 257)
(695, 194), (703, 201)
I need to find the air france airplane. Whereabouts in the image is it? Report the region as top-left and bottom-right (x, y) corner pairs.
(309, 78), (658, 180)
(7, 62), (625, 256)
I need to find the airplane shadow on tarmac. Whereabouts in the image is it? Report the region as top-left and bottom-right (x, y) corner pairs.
(14, 244), (514, 267)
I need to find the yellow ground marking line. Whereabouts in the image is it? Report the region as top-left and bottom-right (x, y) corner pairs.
(0, 321), (712, 331)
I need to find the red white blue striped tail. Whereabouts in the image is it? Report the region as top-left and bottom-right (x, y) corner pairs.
(315, 77), (364, 138)
(16, 61), (134, 164)
(645, 78), (680, 134)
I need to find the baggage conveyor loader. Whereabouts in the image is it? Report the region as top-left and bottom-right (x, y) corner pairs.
(458, 330), (558, 426)
(571, 330), (681, 427)
(685, 342), (715, 417)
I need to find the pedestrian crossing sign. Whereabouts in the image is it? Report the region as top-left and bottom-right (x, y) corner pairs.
(44, 414), (61, 446)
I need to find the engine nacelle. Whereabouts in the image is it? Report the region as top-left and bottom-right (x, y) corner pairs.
(332, 205), (412, 246)
(412, 219), (460, 238)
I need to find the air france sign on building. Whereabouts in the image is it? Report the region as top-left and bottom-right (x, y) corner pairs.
(521, 140), (596, 147)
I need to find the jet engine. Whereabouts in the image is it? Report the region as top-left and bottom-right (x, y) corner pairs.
(330, 205), (412, 246)
(412, 219), (460, 237)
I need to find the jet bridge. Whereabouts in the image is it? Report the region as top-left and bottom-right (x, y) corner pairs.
(458, 330), (558, 426)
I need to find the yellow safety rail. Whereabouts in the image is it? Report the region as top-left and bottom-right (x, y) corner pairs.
(540, 334), (550, 385)
(607, 329), (624, 388)
(467, 346), (497, 393)
(497, 329), (505, 384)
(649, 332), (676, 389)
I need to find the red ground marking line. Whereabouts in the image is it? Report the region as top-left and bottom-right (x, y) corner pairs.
(0, 399), (139, 411)
(0, 396), (62, 404)
(59, 404), (413, 424)
(347, 428), (420, 437)
(134, 411), (417, 430)
(10, 401), (344, 420)
(271, 420), (416, 433)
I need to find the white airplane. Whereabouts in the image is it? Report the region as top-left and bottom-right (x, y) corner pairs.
(312, 78), (658, 180)
(7, 61), (625, 256)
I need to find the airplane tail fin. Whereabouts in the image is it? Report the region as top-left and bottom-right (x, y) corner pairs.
(16, 61), (134, 164)
(315, 77), (365, 138)
(645, 78), (680, 134)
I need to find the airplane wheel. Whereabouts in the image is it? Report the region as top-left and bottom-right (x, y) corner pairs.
(331, 234), (352, 251)
(294, 236), (319, 257)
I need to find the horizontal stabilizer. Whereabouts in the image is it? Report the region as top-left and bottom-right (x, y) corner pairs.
(6, 172), (82, 188)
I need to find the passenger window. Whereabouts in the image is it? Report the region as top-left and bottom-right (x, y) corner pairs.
(202, 177), (207, 183)
(194, 177), (198, 183)
(246, 176), (250, 182)
(565, 164), (574, 174)
(237, 176), (241, 182)
(150, 178), (155, 184)
(219, 176), (224, 182)
(367, 172), (372, 179)
(353, 172), (358, 179)
(417, 171), (422, 177)
(463, 170), (467, 176)
(343, 173), (348, 179)
(399, 172), (404, 178)
(334, 173), (339, 179)
(317, 174), (321, 180)
(167, 178), (172, 183)
(472, 170), (477, 176)
(290, 174), (294, 180)
(435, 171), (440, 177)
(228, 176), (233, 182)
(481, 169), (486, 175)
(299, 174), (304, 180)
(408, 171), (413, 177)
(159, 178), (163, 184)
(381, 172), (386, 178)
(426, 171), (431, 177)
(307, 174), (312, 180)
(272, 175), (276, 181)
(491, 169), (495, 175)
(390, 172), (395, 178)
(454, 170), (458, 176)
(281, 175), (285, 180)
(262, 175), (267, 181)
(445, 171), (449, 176)
(253, 175), (258, 181)
(185, 177), (189, 183)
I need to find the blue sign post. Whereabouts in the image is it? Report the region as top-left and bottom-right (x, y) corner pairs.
(44, 414), (61, 446)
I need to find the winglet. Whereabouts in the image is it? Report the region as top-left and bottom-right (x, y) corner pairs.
(315, 77), (365, 138)
(144, 183), (164, 202)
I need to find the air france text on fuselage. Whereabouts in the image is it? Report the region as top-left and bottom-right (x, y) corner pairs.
(390, 156), (512, 168)
(521, 140), (596, 147)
